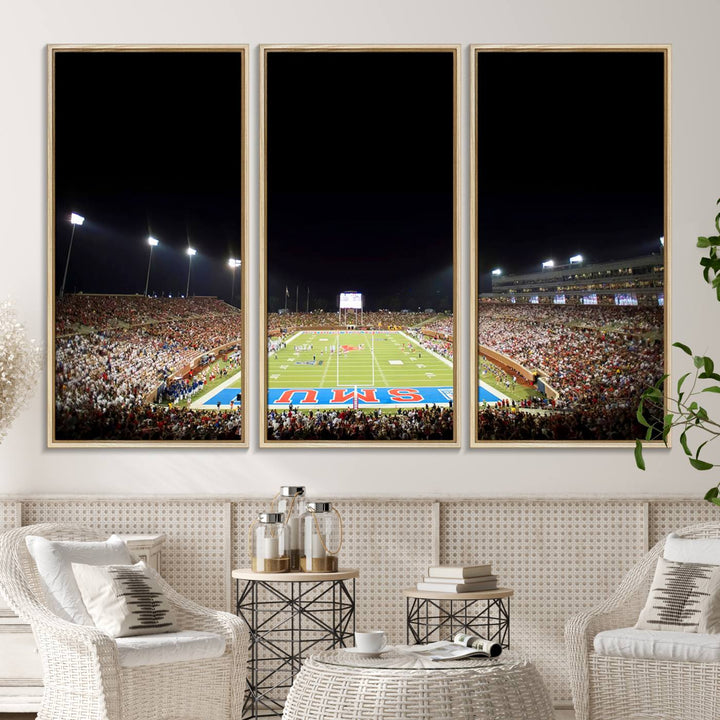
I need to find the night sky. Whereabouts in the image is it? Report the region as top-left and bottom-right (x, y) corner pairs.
(476, 50), (665, 289)
(266, 50), (455, 312)
(54, 51), (244, 301)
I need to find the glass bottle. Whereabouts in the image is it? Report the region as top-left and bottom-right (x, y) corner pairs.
(301, 501), (342, 573)
(276, 486), (306, 571)
(251, 512), (289, 573)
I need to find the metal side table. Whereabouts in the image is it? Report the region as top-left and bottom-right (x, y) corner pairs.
(234, 568), (359, 719)
(404, 587), (513, 647)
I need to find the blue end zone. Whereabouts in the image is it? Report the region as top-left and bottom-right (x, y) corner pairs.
(202, 385), (501, 408)
(478, 386), (502, 403)
(266, 386), (453, 407)
(203, 387), (242, 406)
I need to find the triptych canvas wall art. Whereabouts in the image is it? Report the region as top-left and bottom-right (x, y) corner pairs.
(48, 44), (669, 449)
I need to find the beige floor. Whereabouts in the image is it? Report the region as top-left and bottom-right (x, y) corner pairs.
(3, 713), (578, 719)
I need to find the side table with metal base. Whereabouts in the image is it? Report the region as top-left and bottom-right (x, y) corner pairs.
(234, 568), (359, 719)
(404, 587), (513, 647)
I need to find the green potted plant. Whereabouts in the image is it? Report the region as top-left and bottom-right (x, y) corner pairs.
(635, 199), (720, 507)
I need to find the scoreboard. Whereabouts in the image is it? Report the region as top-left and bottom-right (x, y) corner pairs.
(339, 292), (363, 310)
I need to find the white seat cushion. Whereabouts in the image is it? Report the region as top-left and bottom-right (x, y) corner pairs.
(595, 627), (720, 663)
(115, 630), (226, 668)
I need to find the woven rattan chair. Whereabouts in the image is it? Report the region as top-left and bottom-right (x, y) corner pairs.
(0, 523), (248, 720)
(565, 521), (720, 720)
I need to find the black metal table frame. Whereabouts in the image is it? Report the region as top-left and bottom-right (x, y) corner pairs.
(236, 577), (356, 719)
(406, 595), (510, 648)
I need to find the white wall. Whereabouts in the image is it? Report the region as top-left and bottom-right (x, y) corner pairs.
(1, 0), (719, 498)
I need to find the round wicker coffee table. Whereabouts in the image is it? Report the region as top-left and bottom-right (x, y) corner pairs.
(282, 647), (554, 720)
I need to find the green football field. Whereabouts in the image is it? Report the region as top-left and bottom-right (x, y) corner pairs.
(267, 331), (453, 407)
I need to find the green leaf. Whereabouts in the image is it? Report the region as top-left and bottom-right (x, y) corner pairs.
(690, 458), (714, 471)
(645, 427), (653, 441)
(705, 357), (715, 375)
(634, 440), (646, 471)
(694, 355), (705, 369)
(644, 387), (663, 401)
(698, 372), (720, 381)
(708, 496), (720, 508)
(705, 487), (720, 501)
(701, 386), (720, 393)
(636, 404), (650, 428)
(673, 342), (692, 356)
(680, 431), (691, 456)
(699, 236), (711, 248)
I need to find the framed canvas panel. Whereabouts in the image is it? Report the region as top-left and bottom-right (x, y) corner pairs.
(470, 45), (670, 447)
(260, 45), (460, 447)
(48, 45), (248, 446)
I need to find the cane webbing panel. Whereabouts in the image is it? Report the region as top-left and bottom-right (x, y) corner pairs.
(0, 502), (17, 532)
(649, 500), (720, 545)
(22, 500), (227, 611)
(440, 500), (645, 703)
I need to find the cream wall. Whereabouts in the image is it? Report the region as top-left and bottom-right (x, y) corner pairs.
(1, 0), (719, 498)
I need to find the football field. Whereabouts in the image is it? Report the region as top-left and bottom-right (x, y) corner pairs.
(196, 330), (505, 409)
(209, 330), (456, 409)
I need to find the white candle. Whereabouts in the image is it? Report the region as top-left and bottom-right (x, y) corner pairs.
(264, 536), (279, 559)
(311, 532), (326, 559)
(256, 527), (265, 572)
(289, 517), (300, 549)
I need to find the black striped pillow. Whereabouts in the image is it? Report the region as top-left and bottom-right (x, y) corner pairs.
(635, 557), (720, 633)
(71, 561), (178, 638)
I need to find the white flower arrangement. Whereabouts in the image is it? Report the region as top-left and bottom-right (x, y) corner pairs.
(0, 300), (41, 443)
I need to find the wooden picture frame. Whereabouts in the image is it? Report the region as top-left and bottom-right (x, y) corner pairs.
(260, 45), (460, 447)
(470, 45), (671, 447)
(48, 45), (249, 447)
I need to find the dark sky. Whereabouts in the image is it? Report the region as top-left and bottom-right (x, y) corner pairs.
(476, 50), (665, 286)
(54, 51), (244, 301)
(266, 50), (455, 312)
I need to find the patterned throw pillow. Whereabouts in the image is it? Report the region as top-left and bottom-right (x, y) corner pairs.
(71, 561), (178, 638)
(635, 557), (720, 633)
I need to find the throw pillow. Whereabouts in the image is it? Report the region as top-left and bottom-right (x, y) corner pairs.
(636, 557), (720, 633)
(664, 532), (720, 565)
(25, 534), (133, 625)
(71, 561), (178, 638)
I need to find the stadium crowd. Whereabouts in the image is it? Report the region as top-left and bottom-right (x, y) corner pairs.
(56, 294), (236, 335)
(267, 406), (453, 441)
(267, 310), (436, 333)
(476, 302), (663, 440)
(54, 295), (243, 441)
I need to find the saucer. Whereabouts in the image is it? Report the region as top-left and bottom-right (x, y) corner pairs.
(343, 647), (390, 658)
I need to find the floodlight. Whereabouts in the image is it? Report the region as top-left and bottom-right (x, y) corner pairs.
(569, 254), (583, 264)
(147, 236), (159, 247)
(660, 236), (665, 247)
(186, 247), (197, 256)
(541, 259), (554, 269)
(491, 268), (502, 276)
(228, 258), (241, 268)
(70, 213), (85, 226)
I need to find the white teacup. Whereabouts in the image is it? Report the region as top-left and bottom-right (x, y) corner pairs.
(354, 630), (387, 654)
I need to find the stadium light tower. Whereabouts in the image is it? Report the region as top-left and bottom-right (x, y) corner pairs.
(541, 259), (554, 270)
(144, 236), (159, 296)
(491, 268), (502, 276)
(228, 257), (241, 306)
(569, 254), (583, 264)
(185, 247), (197, 297)
(60, 212), (85, 298)
(660, 236), (665, 247)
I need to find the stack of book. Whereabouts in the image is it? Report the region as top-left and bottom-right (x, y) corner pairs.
(416, 564), (498, 593)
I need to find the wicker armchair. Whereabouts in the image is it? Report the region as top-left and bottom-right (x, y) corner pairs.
(0, 523), (248, 720)
(565, 521), (720, 720)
